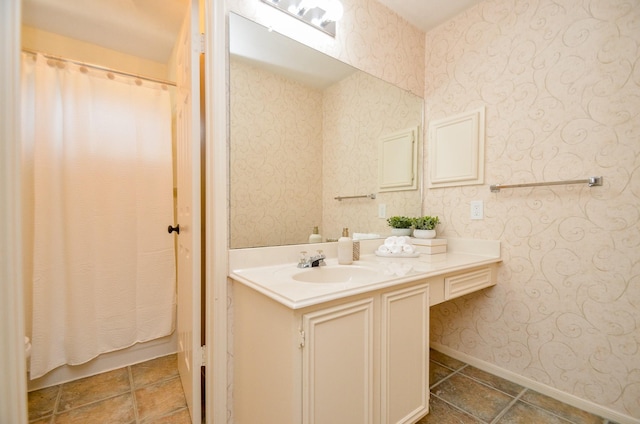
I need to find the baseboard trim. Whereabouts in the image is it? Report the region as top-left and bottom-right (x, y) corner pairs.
(430, 342), (637, 424)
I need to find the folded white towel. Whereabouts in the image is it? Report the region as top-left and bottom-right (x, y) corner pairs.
(402, 244), (415, 253)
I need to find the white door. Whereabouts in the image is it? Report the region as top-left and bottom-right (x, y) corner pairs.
(175, 1), (202, 422)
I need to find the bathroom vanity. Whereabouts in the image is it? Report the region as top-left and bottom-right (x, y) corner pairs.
(230, 239), (500, 424)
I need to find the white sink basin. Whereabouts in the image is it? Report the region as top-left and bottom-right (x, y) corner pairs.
(291, 265), (378, 284)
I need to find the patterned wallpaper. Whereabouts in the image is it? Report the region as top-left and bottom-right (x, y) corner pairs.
(229, 58), (324, 248)
(425, 0), (640, 419)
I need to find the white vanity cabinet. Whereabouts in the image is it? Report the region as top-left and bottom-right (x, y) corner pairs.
(233, 281), (430, 424)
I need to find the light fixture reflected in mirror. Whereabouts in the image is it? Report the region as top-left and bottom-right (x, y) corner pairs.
(261, 0), (344, 37)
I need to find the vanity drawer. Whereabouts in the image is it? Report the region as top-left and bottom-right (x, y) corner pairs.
(444, 267), (493, 300)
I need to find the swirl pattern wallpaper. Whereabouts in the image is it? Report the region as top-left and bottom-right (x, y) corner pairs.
(425, 0), (639, 419)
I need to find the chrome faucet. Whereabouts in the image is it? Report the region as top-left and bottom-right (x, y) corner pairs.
(298, 250), (326, 268)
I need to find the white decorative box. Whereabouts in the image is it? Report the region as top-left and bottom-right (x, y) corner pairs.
(410, 238), (447, 254)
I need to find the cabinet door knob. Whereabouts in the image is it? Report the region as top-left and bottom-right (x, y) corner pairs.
(168, 225), (180, 234)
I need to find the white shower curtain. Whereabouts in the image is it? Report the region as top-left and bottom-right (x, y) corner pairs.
(21, 53), (176, 379)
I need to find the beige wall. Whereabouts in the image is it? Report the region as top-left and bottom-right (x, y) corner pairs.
(425, 0), (640, 419)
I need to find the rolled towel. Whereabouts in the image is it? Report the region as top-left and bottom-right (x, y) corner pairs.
(384, 236), (397, 247)
(402, 244), (415, 253)
(390, 245), (402, 254)
(377, 245), (390, 254)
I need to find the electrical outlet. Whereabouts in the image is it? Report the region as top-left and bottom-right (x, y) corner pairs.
(378, 203), (386, 219)
(470, 200), (483, 220)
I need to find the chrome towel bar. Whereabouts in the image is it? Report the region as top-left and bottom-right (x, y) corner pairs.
(334, 193), (377, 201)
(490, 176), (603, 193)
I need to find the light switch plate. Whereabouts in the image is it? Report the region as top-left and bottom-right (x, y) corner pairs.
(378, 203), (386, 218)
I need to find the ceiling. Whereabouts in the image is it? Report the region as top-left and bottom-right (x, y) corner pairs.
(377, 0), (481, 32)
(22, 0), (189, 63)
(21, 0), (480, 63)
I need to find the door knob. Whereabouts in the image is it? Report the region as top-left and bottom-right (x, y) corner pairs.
(168, 225), (180, 234)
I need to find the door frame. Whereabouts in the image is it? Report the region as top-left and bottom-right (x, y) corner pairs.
(0, 0), (28, 423)
(203, 0), (229, 423)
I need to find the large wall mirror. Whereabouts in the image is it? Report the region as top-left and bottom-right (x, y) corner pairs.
(229, 13), (424, 249)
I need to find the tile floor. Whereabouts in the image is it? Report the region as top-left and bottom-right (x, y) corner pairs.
(27, 354), (191, 424)
(421, 349), (619, 424)
(28, 350), (618, 424)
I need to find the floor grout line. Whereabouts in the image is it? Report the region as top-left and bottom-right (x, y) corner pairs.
(516, 391), (589, 424)
(489, 387), (527, 424)
(128, 365), (140, 424)
(52, 384), (62, 416)
(429, 391), (491, 424)
(429, 362), (468, 390)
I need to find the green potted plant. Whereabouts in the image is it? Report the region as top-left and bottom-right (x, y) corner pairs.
(412, 216), (440, 239)
(386, 216), (413, 236)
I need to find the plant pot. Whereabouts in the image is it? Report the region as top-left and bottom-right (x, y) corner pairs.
(413, 229), (436, 239)
(390, 228), (412, 236)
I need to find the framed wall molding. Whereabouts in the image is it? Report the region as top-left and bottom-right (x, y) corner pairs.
(378, 126), (419, 192)
(428, 107), (485, 188)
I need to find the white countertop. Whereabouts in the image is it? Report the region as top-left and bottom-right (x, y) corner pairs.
(230, 239), (501, 309)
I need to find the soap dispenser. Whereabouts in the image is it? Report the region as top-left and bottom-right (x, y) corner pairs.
(308, 226), (322, 243)
(338, 227), (353, 265)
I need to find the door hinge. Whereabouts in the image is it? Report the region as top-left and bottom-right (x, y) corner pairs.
(199, 33), (205, 54)
(200, 345), (207, 367)
(299, 330), (305, 348)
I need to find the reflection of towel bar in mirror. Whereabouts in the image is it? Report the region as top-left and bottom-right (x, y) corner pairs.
(490, 176), (603, 193)
(334, 193), (377, 201)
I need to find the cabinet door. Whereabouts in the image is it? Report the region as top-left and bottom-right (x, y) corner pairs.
(302, 298), (375, 424)
(380, 284), (429, 424)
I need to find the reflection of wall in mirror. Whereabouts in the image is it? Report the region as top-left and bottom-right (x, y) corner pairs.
(227, 0), (427, 249)
(230, 58), (323, 248)
(323, 71), (423, 240)
(230, 59), (423, 248)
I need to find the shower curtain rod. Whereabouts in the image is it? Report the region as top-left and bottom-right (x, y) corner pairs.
(22, 48), (177, 87)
